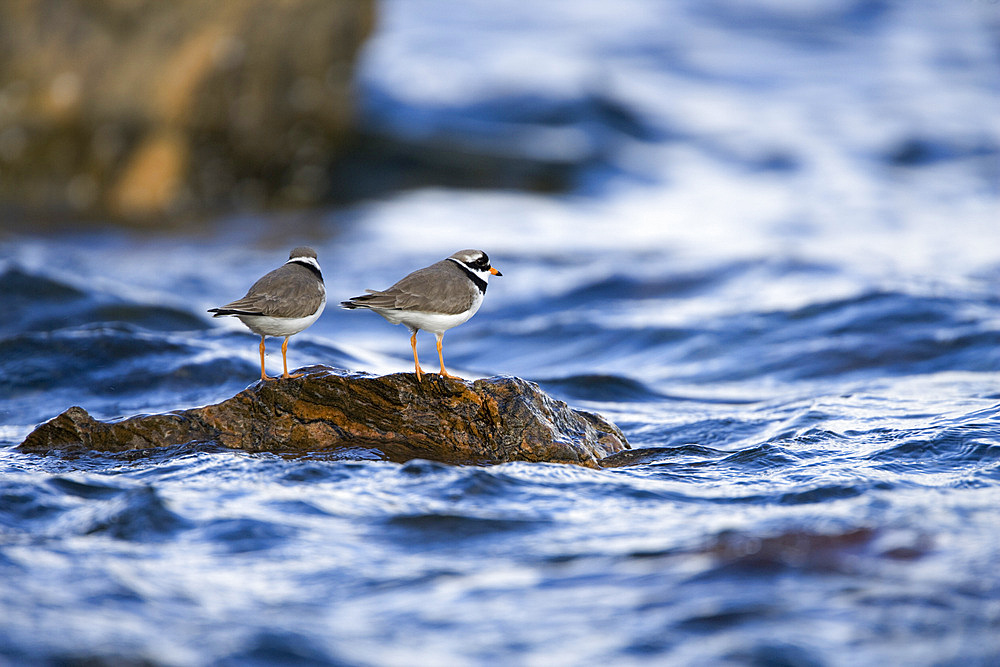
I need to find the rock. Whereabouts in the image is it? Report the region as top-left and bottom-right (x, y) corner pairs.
(0, 0), (374, 222)
(18, 366), (630, 467)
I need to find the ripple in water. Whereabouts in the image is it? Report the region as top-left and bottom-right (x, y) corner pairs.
(3, 0), (1000, 663)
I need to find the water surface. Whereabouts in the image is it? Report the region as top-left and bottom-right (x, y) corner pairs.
(3, 0), (1000, 664)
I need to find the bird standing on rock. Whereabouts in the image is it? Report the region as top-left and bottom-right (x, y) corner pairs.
(341, 249), (501, 381)
(209, 246), (326, 381)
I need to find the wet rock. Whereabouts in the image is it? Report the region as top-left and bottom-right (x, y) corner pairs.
(19, 366), (630, 467)
(0, 0), (374, 222)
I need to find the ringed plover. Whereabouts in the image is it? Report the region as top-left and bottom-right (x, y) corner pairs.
(209, 246), (326, 381)
(341, 249), (501, 381)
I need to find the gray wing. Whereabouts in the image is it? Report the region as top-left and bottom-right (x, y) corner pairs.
(212, 264), (325, 318)
(342, 260), (473, 315)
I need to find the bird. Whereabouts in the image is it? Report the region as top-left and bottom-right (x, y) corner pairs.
(208, 246), (326, 381)
(340, 249), (501, 381)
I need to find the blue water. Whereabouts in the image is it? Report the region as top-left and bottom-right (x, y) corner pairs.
(3, 1), (1000, 664)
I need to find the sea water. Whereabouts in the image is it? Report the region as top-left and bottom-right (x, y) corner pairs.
(2, 1), (1000, 664)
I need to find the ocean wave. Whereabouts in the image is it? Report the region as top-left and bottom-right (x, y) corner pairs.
(1, 266), (207, 336)
(2, 0), (1000, 663)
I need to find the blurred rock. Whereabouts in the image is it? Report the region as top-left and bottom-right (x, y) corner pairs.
(0, 0), (374, 223)
(18, 366), (630, 467)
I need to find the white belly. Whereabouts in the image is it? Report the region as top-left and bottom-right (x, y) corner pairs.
(237, 298), (326, 337)
(375, 294), (482, 334)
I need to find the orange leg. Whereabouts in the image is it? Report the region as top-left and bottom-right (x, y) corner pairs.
(435, 333), (454, 378)
(281, 336), (302, 379)
(410, 330), (423, 382)
(258, 336), (274, 382)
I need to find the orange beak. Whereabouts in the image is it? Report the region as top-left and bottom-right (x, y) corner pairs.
(490, 266), (502, 276)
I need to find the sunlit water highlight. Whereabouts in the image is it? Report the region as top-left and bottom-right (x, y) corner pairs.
(3, 0), (1000, 664)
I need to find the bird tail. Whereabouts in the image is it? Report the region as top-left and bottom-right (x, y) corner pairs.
(341, 290), (380, 310)
(208, 307), (260, 317)
(340, 299), (367, 310)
